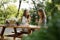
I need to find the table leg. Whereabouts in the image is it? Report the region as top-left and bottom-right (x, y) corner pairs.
(14, 28), (17, 34)
(1, 27), (6, 40)
(13, 37), (16, 40)
(14, 28), (17, 40)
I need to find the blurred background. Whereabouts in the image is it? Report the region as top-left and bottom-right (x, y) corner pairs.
(0, 0), (60, 40)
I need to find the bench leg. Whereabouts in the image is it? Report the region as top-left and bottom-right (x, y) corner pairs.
(1, 27), (6, 40)
(13, 37), (16, 40)
(14, 28), (17, 34)
(13, 28), (17, 40)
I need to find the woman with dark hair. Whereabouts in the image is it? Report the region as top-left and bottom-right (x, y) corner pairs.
(21, 9), (30, 25)
(37, 9), (47, 26)
(21, 9), (31, 34)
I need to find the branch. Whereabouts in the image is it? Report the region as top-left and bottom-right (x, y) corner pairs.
(32, 0), (37, 10)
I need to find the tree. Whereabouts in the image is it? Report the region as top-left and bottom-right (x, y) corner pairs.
(16, 0), (22, 18)
(0, 0), (17, 24)
(5, 5), (18, 19)
(0, 0), (17, 17)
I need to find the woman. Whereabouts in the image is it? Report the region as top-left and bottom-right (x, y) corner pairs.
(21, 9), (31, 34)
(21, 9), (30, 25)
(37, 9), (47, 27)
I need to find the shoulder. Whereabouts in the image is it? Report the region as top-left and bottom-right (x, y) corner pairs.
(22, 16), (27, 20)
(22, 16), (25, 19)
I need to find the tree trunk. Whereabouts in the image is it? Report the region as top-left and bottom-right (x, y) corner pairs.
(16, 0), (22, 18)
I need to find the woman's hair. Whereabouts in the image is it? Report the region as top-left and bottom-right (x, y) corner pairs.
(38, 9), (45, 20)
(23, 9), (30, 19)
(23, 9), (27, 17)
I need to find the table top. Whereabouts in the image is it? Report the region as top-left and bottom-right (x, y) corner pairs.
(0, 24), (40, 29)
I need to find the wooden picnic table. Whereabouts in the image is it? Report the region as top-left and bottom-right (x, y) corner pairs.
(0, 24), (40, 29)
(0, 24), (40, 40)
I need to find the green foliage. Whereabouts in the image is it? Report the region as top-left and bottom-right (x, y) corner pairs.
(45, 2), (58, 23)
(0, 8), (5, 24)
(0, 0), (17, 24)
(5, 5), (18, 18)
(45, 2), (55, 12)
(18, 10), (23, 19)
(22, 28), (48, 40)
(52, 0), (60, 4)
(30, 12), (37, 25)
(47, 10), (60, 40)
(0, 4), (23, 24)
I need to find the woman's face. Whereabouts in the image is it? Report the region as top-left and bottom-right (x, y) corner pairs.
(38, 11), (42, 16)
(26, 10), (29, 16)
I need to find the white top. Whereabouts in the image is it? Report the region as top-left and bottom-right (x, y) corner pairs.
(21, 16), (29, 32)
(21, 16), (29, 25)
